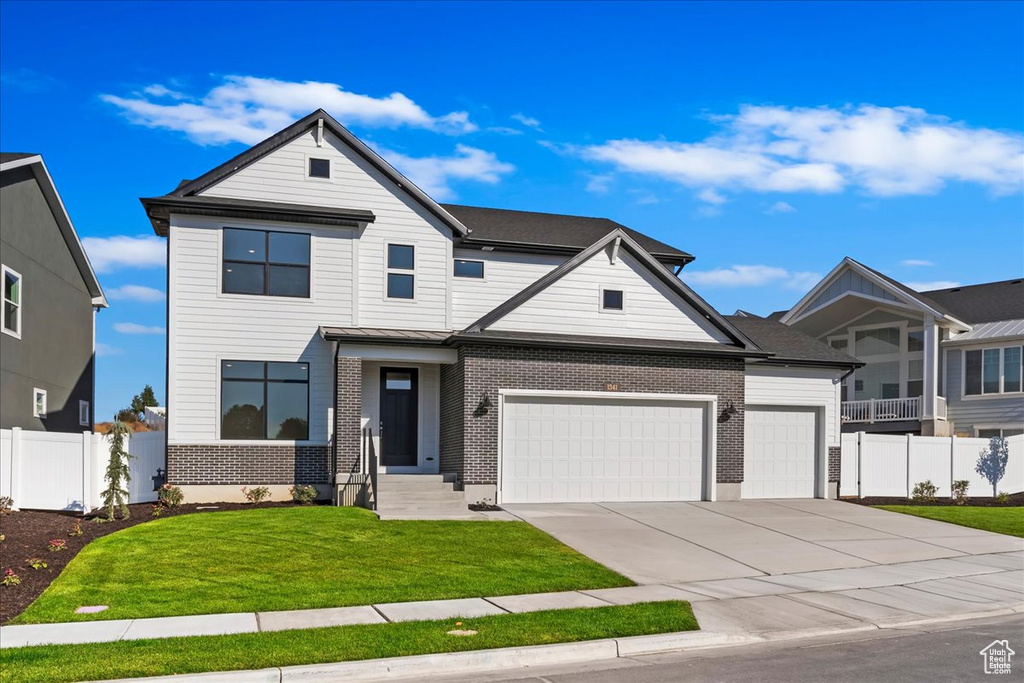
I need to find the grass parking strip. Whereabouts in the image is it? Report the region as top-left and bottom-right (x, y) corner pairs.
(875, 505), (1024, 538)
(0, 602), (698, 683)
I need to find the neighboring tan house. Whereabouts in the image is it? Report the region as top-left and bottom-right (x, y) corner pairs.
(141, 109), (860, 510)
(772, 257), (1023, 438)
(0, 153), (107, 432)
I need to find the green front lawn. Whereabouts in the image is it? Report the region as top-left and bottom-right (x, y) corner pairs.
(14, 507), (630, 624)
(1, 602), (698, 683)
(876, 505), (1024, 538)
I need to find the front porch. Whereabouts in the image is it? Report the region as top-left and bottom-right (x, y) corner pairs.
(841, 396), (949, 435)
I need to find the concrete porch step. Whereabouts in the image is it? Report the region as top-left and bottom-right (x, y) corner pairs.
(375, 481), (459, 493)
(377, 513), (484, 521)
(377, 491), (466, 503)
(376, 501), (472, 514)
(376, 474), (448, 484)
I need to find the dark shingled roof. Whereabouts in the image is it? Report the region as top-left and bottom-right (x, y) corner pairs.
(920, 279), (1024, 324)
(452, 329), (770, 358)
(0, 152), (39, 164)
(726, 315), (862, 367)
(441, 204), (693, 266)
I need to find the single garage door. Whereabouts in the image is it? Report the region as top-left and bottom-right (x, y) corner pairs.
(500, 394), (708, 503)
(743, 405), (819, 499)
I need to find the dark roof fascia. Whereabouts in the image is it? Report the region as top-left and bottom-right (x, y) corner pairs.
(458, 236), (694, 267)
(142, 195), (375, 236)
(752, 357), (864, 369)
(464, 229), (759, 350)
(167, 109), (469, 238)
(450, 331), (773, 359)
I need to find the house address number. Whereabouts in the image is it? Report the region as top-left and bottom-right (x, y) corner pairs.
(603, 382), (620, 391)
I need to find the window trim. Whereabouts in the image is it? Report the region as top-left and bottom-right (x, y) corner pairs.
(33, 388), (46, 419)
(453, 258), (485, 279)
(384, 242), (416, 301)
(221, 227), (311, 299)
(961, 344), (1024, 399)
(973, 424), (1024, 439)
(219, 359), (310, 441)
(307, 155), (332, 180)
(79, 400), (90, 427)
(2, 264), (23, 340)
(599, 287), (625, 313)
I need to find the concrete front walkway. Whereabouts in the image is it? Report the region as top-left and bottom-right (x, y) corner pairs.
(1, 551), (1020, 649)
(503, 499), (1023, 584)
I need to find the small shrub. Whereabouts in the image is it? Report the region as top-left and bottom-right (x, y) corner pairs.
(241, 486), (271, 504)
(289, 484), (318, 505)
(158, 484), (184, 508)
(27, 558), (47, 571)
(47, 539), (67, 552)
(950, 480), (970, 506)
(151, 503), (164, 517)
(996, 491), (1011, 504)
(911, 480), (938, 502)
(68, 520), (83, 537)
(2, 569), (20, 586)
(0, 496), (12, 515)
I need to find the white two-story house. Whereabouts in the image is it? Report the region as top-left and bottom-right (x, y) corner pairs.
(775, 258), (1023, 438)
(142, 110), (861, 512)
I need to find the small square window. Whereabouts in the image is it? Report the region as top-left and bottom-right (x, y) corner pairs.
(387, 273), (414, 299)
(33, 388), (47, 419)
(388, 244), (415, 270)
(454, 259), (484, 278)
(602, 289), (624, 310)
(79, 400), (90, 427)
(309, 158), (331, 179)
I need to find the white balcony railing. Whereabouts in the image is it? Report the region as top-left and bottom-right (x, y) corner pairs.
(842, 396), (921, 424)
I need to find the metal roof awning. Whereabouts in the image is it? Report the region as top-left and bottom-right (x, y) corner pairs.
(319, 327), (451, 345)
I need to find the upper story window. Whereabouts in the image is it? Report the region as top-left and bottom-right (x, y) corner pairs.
(223, 228), (310, 298)
(386, 244), (415, 299)
(79, 400), (91, 427)
(33, 388), (46, 419)
(602, 288), (624, 311)
(308, 158), (331, 179)
(221, 360), (309, 440)
(3, 265), (22, 338)
(907, 329), (924, 353)
(855, 327), (900, 356)
(829, 338), (848, 352)
(964, 346), (1023, 396)
(454, 259), (484, 279)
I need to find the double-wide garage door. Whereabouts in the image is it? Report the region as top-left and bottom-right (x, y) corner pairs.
(500, 394), (708, 504)
(742, 405), (819, 499)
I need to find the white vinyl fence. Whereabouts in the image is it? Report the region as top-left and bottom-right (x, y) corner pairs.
(0, 428), (165, 512)
(840, 432), (1024, 499)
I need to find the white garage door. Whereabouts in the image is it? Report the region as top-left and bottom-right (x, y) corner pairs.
(500, 394), (707, 503)
(743, 406), (818, 499)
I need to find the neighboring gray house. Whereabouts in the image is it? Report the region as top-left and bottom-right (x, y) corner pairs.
(773, 257), (1023, 438)
(0, 153), (107, 432)
(143, 109), (860, 511)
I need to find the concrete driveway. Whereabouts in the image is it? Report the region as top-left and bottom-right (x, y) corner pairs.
(504, 499), (1024, 584)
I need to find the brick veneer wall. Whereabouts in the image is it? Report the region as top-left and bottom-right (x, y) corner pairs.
(453, 344), (746, 486)
(828, 446), (841, 484)
(439, 356), (465, 475)
(167, 444), (329, 485)
(335, 356), (363, 476)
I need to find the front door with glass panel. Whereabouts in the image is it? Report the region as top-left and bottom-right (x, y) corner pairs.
(380, 368), (418, 467)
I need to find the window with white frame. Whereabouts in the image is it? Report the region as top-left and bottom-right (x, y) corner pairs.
(964, 345), (1023, 396)
(453, 259), (484, 279)
(386, 244), (415, 299)
(3, 265), (22, 338)
(33, 388), (46, 419)
(601, 288), (624, 311)
(79, 400), (90, 427)
(977, 427), (1024, 439)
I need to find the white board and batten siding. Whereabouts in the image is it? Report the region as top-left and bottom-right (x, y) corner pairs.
(488, 250), (730, 343)
(451, 249), (565, 330)
(199, 129), (454, 331)
(744, 365), (842, 447)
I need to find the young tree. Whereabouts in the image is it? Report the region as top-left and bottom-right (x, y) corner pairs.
(976, 437), (1009, 498)
(129, 385), (160, 419)
(102, 420), (134, 520)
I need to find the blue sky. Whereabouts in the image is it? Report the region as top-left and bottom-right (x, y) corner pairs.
(1, 1), (1022, 421)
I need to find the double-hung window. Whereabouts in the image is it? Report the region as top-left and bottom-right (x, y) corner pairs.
(221, 361), (309, 440)
(386, 244), (415, 299)
(2, 265), (22, 338)
(964, 346), (1023, 396)
(223, 228), (310, 297)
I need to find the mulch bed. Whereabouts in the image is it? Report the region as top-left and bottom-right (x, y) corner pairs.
(0, 500), (324, 625)
(846, 491), (1024, 507)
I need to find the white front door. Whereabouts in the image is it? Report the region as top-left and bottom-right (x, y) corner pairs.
(500, 394), (708, 503)
(743, 406), (818, 499)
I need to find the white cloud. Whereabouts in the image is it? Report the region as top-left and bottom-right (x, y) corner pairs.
(102, 75), (478, 145)
(697, 188), (728, 205)
(906, 280), (960, 292)
(114, 322), (165, 335)
(766, 201), (796, 214)
(82, 235), (165, 274)
(106, 285), (166, 303)
(585, 173), (614, 194)
(379, 144), (514, 200)
(511, 113), (542, 130)
(681, 264), (821, 290)
(901, 259), (934, 267)
(580, 104), (1023, 197)
(95, 343), (124, 357)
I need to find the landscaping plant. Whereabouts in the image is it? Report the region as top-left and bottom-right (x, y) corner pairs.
(0, 496), (12, 515)
(950, 479), (970, 505)
(2, 569), (20, 586)
(976, 437), (1009, 498)
(241, 486), (271, 504)
(911, 480), (938, 502)
(996, 491), (1011, 504)
(101, 420), (134, 521)
(68, 520), (83, 537)
(27, 558), (48, 571)
(47, 539), (67, 552)
(289, 485), (318, 504)
(157, 484), (184, 508)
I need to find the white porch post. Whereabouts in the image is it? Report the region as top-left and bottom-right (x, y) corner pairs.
(922, 315), (939, 419)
